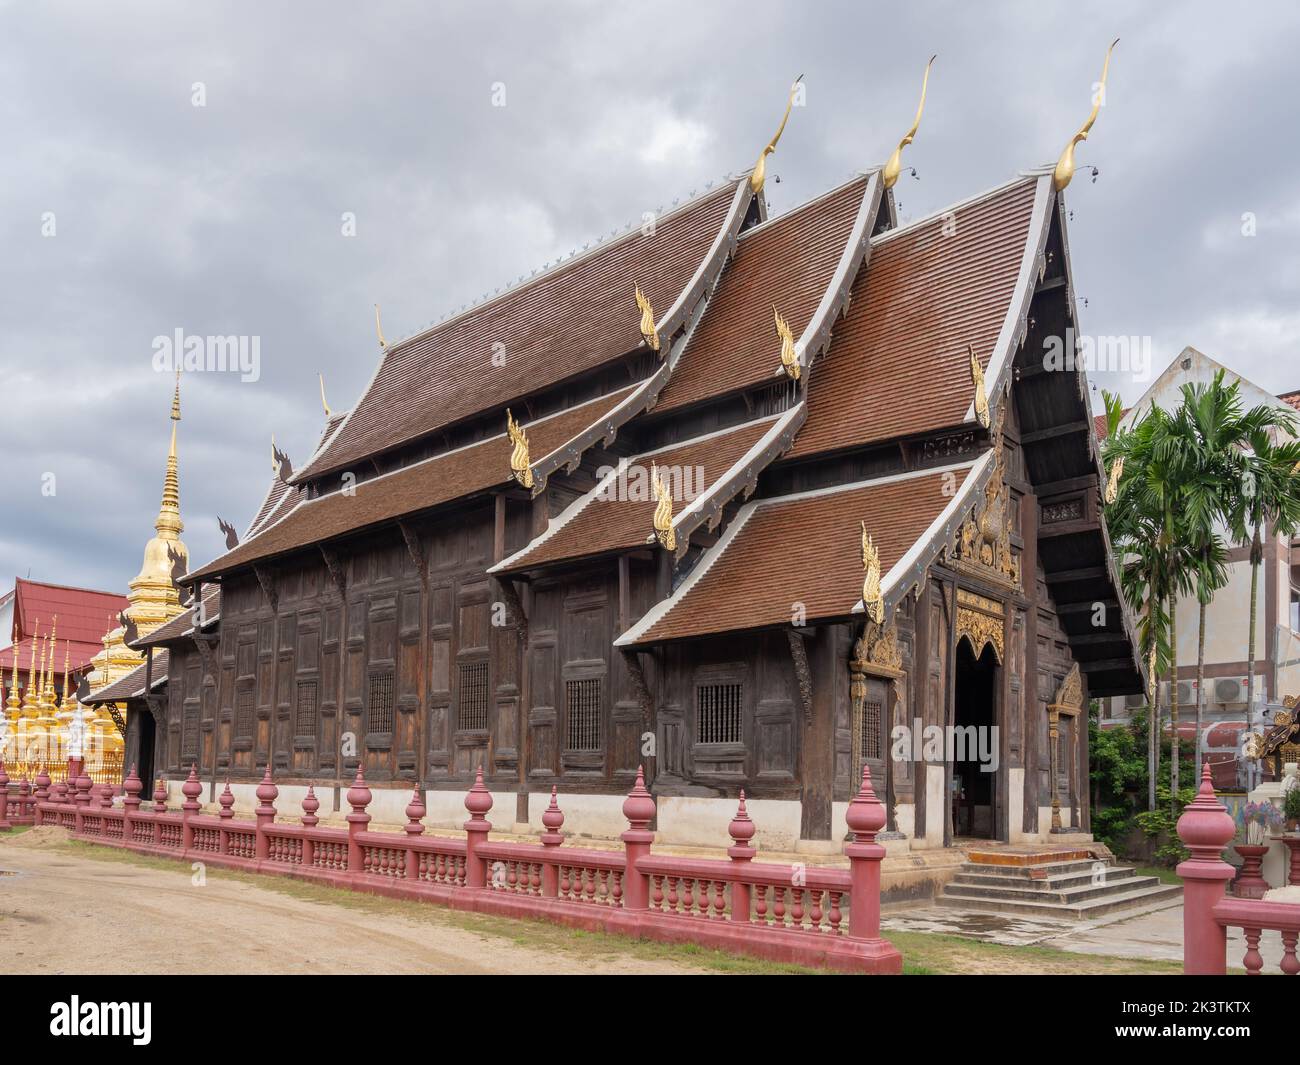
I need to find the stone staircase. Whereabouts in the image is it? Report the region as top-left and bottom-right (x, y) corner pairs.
(935, 848), (1182, 920)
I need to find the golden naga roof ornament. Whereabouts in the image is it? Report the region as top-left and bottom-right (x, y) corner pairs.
(773, 306), (800, 381)
(374, 303), (388, 351)
(319, 373), (332, 418)
(1053, 38), (1119, 192)
(634, 286), (660, 354)
(651, 463), (677, 552)
(969, 343), (990, 429)
(882, 55), (936, 190)
(1104, 454), (1125, 504)
(860, 522), (884, 624)
(749, 75), (804, 196)
(506, 409), (534, 489)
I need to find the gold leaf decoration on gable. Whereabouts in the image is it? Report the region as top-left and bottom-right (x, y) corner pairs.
(1053, 662), (1083, 713)
(773, 305), (800, 381)
(860, 522), (884, 624)
(506, 409), (534, 489)
(968, 343), (990, 429)
(634, 286), (660, 354)
(651, 463), (676, 552)
(1104, 455), (1124, 505)
(948, 410), (1020, 588)
(956, 604), (1004, 664)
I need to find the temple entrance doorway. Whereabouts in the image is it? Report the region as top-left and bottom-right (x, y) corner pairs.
(951, 639), (998, 840)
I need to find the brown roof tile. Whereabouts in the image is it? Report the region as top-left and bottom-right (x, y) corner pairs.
(656, 178), (868, 412)
(788, 178), (1040, 460)
(618, 464), (973, 645)
(134, 587), (221, 649)
(189, 388), (637, 579)
(298, 184), (740, 480)
(84, 650), (169, 703)
(494, 417), (778, 573)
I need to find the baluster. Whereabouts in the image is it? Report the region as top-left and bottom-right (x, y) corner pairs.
(828, 891), (843, 935)
(584, 867), (597, 903)
(530, 863), (541, 894)
(792, 889), (805, 929)
(712, 880), (725, 919)
(651, 875), (664, 910)
(683, 878), (695, 915)
(1243, 928), (1263, 975)
(667, 876), (679, 913)
(1280, 931), (1299, 977)
(810, 890), (824, 931)
(774, 887), (787, 927)
(612, 871), (623, 906)
(754, 885), (768, 924)
(598, 869), (609, 903)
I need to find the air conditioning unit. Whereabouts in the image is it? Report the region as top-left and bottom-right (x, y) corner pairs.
(1214, 678), (1248, 706)
(1124, 693), (1146, 709)
(1176, 681), (1196, 705)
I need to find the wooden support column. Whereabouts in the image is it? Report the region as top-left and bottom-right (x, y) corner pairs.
(798, 626), (836, 843)
(1022, 493), (1041, 835)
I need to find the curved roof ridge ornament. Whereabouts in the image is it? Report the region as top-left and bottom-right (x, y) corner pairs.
(860, 522), (884, 624)
(773, 305), (800, 381)
(882, 55), (936, 190)
(1053, 38), (1119, 192)
(634, 285), (660, 353)
(749, 75), (804, 196)
(374, 303), (388, 351)
(968, 343), (990, 429)
(318, 373), (332, 418)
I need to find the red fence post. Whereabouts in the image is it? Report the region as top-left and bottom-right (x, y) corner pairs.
(19, 777), (31, 820)
(404, 787), (426, 882)
(843, 766), (886, 942)
(463, 766), (493, 889)
(33, 766), (50, 825)
(621, 765), (655, 911)
(1176, 763), (1237, 975)
(0, 760), (11, 830)
(181, 764), (202, 851)
(300, 784), (320, 867)
(346, 767), (371, 875)
(727, 790), (757, 921)
(218, 781), (235, 819)
(254, 767), (278, 860)
(122, 764), (141, 839)
(539, 786), (564, 897)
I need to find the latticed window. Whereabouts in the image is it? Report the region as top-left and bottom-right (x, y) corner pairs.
(697, 682), (743, 744)
(181, 704), (200, 763)
(565, 678), (601, 751)
(860, 693), (883, 762)
(295, 679), (318, 737)
(235, 691), (254, 739)
(366, 669), (394, 735)
(458, 660), (488, 731)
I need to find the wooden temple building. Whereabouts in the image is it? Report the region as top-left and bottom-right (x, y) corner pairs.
(86, 64), (1144, 851)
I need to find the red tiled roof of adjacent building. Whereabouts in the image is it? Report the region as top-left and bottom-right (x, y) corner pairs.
(618, 464), (973, 645)
(0, 578), (127, 673)
(297, 183), (741, 481)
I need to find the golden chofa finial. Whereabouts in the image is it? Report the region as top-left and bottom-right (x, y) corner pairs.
(651, 464), (677, 552)
(1054, 38), (1119, 192)
(505, 409), (534, 489)
(773, 306), (800, 381)
(319, 373), (332, 418)
(374, 303), (387, 351)
(860, 523), (884, 624)
(882, 55), (936, 190)
(1104, 455), (1125, 505)
(968, 343), (990, 429)
(750, 75), (804, 196)
(634, 286), (660, 354)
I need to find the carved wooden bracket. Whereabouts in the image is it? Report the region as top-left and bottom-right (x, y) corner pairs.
(192, 632), (218, 680)
(319, 545), (347, 598)
(397, 519), (427, 586)
(106, 704), (127, 739)
(785, 628), (813, 725)
(144, 695), (166, 727)
(253, 563), (279, 613)
(620, 648), (653, 726)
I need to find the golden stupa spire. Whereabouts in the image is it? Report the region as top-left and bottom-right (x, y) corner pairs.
(882, 56), (936, 190)
(43, 617), (57, 702)
(5, 626), (19, 714)
(60, 641), (71, 709)
(21, 621), (39, 718)
(1053, 39), (1119, 192)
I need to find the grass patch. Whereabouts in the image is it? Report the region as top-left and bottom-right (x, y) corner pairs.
(1135, 865), (1182, 885)
(885, 929), (1182, 975)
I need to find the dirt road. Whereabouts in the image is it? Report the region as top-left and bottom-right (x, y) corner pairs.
(0, 828), (707, 975)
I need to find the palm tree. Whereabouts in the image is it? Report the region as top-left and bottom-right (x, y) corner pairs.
(1224, 405), (1300, 787)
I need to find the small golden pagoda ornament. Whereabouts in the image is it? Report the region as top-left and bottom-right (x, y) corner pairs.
(634, 286), (660, 354)
(773, 306), (800, 381)
(506, 409), (533, 489)
(861, 522), (884, 624)
(882, 55), (935, 190)
(969, 343), (990, 429)
(1053, 39), (1119, 192)
(652, 464), (676, 552)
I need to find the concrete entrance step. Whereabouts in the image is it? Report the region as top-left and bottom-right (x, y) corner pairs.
(942, 874), (1170, 907)
(935, 881), (1182, 920)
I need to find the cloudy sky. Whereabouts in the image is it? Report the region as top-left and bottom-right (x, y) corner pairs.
(2, 0), (1298, 597)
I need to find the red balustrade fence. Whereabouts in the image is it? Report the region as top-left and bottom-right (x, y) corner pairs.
(1177, 764), (1300, 975)
(1, 756), (902, 974)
